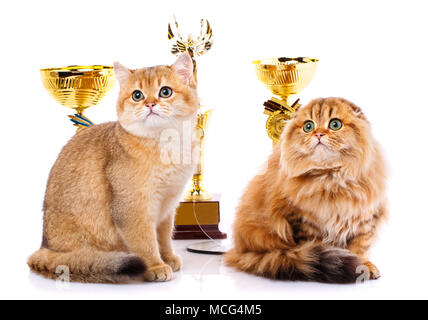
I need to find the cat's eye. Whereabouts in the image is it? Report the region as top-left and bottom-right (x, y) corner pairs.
(303, 120), (315, 133)
(159, 86), (173, 98)
(329, 119), (343, 131)
(132, 90), (144, 102)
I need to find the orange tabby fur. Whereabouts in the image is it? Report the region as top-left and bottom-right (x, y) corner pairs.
(225, 98), (387, 283)
(28, 53), (199, 283)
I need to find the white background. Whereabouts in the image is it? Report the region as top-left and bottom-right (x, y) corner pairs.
(1, 0), (427, 299)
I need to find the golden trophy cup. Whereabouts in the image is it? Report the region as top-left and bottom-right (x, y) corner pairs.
(168, 17), (227, 241)
(254, 57), (318, 143)
(40, 65), (115, 131)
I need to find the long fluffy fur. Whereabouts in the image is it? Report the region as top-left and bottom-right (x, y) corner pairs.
(225, 97), (388, 283)
(226, 244), (361, 283)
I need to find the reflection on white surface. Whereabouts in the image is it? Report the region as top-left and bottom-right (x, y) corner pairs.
(178, 240), (228, 275)
(18, 239), (413, 300)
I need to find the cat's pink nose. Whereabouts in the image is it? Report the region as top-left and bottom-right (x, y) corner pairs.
(315, 133), (325, 140)
(146, 103), (156, 111)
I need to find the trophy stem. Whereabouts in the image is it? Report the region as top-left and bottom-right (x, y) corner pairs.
(280, 95), (293, 107)
(279, 95), (301, 113)
(184, 108), (212, 201)
(184, 173), (211, 201)
(68, 107), (94, 132)
(75, 107), (84, 116)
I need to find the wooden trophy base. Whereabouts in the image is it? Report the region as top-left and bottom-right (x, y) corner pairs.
(173, 194), (227, 240)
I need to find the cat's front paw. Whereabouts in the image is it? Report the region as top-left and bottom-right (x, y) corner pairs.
(163, 254), (182, 272)
(144, 264), (173, 282)
(364, 261), (380, 280)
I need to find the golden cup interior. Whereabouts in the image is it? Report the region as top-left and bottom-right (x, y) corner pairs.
(254, 57), (318, 98)
(40, 65), (115, 111)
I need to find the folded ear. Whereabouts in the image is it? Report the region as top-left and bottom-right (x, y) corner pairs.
(171, 53), (194, 85)
(339, 98), (367, 121)
(113, 62), (132, 87)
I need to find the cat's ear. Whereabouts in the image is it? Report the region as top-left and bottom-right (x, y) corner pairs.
(340, 98), (367, 120)
(113, 62), (132, 87)
(350, 104), (367, 120)
(171, 53), (194, 85)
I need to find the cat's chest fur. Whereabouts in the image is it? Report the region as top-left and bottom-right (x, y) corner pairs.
(129, 140), (198, 223)
(153, 139), (198, 188)
(152, 160), (195, 193)
(291, 173), (381, 247)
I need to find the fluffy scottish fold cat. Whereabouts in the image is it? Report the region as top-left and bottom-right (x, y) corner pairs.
(28, 53), (199, 283)
(225, 98), (387, 283)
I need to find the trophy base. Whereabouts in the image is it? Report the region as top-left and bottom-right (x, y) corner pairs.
(173, 194), (227, 240)
(173, 225), (227, 240)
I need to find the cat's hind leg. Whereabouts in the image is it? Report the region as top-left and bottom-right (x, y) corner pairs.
(27, 247), (146, 283)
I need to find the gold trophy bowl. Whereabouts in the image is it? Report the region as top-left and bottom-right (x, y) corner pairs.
(40, 65), (115, 130)
(254, 57), (318, 142)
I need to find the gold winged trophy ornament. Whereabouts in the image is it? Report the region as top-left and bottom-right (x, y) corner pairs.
(168, 17), (227, 244)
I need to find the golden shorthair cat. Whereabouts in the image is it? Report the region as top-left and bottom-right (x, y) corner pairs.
(28, 53), (199, 283)
(225, 98), (387, 283)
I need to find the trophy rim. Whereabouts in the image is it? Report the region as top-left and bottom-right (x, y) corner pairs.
(253, 57), (318, 70)
(40, 65), (113, 72)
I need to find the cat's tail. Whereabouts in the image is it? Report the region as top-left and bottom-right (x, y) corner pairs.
(224, 242), (362, 284)
(27, 247), (146, 283)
